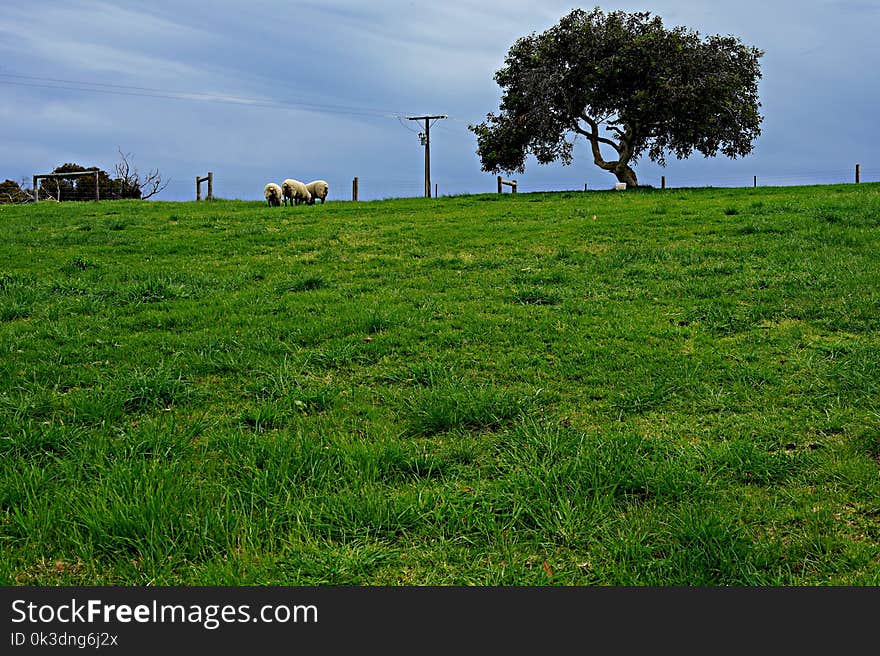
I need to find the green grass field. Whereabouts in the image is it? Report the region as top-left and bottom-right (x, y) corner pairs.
(1, 183), (878, 585)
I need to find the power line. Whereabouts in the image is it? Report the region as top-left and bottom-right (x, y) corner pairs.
(0, 72), (419, 120)
(397, 115), (422, 133)
(0, 72), (485, 128)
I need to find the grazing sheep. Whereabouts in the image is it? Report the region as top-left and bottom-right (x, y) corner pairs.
(264, 182), (283, 207)
(281, 178), (311, 206)
(305, 180), (329, 205)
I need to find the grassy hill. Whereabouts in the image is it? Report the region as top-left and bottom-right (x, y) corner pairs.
(1, 183), (878, 585)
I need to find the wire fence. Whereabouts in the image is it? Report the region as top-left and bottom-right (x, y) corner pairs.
(13, 165), (876, 204)
(159, 177), (429, 203)
(182, 165), (877, 203)
(644, 167), (878, 190)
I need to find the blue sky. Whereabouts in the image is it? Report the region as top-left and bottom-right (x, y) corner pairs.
(1, 1), (877, 201)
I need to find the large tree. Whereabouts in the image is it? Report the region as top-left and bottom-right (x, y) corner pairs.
(469, 7), (764, 187)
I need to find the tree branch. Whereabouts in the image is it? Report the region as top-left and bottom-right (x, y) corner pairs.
(578, 114), (621, 146)
(139, 170), (170, 200)
(574, 113), (623, 170)
(114, 147), (169, 199)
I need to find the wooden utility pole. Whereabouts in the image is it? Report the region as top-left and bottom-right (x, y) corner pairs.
(407, 114), (446, 198)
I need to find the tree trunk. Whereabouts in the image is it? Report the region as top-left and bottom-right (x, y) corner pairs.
(613, 164), (638, 187)
(582, 123), (640, 188)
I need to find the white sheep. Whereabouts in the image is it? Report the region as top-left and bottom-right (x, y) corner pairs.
(264, 182), (283, 207)
(281, 178), (311, 206)
(305, 180), (329, 205)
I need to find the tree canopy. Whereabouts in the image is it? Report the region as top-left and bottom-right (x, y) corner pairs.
(469, 7), (764, 187)
(40, 163), (116, 202)
(0, 179), (30, 204)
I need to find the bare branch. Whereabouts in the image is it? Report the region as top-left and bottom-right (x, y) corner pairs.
(114, 147), (169, 199)
(139, 169), (170, 200)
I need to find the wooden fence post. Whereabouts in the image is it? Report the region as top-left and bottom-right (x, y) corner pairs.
(33, 176), (38, 203)
(497, 177), (518, 194)
(856, 164), (860, 184)
(352, 177), (359, 202)
(754, 175), (757, 188)
(195, 173), (213, 201)
(661, 175), (666, 190)
(95, 171), (100, 201)
(435, 183), (438, 198)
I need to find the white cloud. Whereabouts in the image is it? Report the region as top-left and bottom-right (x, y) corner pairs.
(0, 1), (207, 82)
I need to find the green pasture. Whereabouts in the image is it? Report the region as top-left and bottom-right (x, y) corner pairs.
(1, 183), (878, 585)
